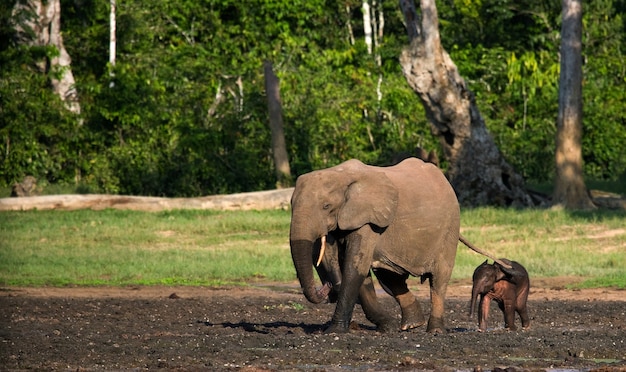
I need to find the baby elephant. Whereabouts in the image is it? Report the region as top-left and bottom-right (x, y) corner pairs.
(470, 259), (530, 331)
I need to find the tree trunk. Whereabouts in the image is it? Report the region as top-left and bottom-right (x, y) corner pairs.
(264, 61), (292, 188)
(109, 0), (116, 67)
(398, 0), (542, 207)
(12, 0), (81, 115)
(553, 0), (595, 210)
(362, 1), (373, 54)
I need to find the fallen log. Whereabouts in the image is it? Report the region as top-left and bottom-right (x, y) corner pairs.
(0, 188), (295, 212)
(1, 188), (622, 212)
(590, 190), (626, 210)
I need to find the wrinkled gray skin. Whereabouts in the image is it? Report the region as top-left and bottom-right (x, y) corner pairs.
(470, 259), (530, 331)
(290, 158), (460, 333)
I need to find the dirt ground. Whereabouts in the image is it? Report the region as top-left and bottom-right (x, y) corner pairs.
(1, 278), (625, 371)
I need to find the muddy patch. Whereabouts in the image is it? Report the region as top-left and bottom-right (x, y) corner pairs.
(1, 282), (625, 371)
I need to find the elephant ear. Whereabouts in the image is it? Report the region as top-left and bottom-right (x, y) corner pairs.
(337, 171), (399, 231)
(494, 259), (514, 280)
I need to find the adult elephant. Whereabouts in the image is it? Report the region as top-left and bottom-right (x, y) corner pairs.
(289, 158), (460, 333)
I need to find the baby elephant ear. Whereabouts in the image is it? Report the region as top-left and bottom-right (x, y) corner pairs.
(338, 171), (399, 231)
(495, 258), (515, 280)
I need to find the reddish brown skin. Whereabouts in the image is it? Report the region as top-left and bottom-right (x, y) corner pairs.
(470, 259), (530, 332)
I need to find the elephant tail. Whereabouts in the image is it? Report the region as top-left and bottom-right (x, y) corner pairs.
(459, 234), (512, 269)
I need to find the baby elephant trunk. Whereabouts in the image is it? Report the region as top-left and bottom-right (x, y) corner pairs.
(469, 285), (482, 317)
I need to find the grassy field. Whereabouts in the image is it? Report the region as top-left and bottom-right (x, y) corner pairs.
(0, 206), (625, 289)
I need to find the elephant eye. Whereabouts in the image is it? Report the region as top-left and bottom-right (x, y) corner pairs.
(323, 203), (331, 210)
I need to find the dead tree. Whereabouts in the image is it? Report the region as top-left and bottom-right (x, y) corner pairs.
(398, 0), (544, 207)
(12, 0), (81, 115)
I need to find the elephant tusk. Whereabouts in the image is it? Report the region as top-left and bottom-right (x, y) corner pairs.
(316, 235), (326, 267)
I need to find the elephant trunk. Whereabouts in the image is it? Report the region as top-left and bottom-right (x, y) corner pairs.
(469, 287), (480, 316)
(290, 239), (330, 304)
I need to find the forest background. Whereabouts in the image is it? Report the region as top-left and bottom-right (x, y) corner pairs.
(1, 0), (625, 198)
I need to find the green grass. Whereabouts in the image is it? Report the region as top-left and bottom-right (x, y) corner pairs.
(0, 209), (295, 286)
(454, 207), (626, 289)
(0, 207), (624, 289)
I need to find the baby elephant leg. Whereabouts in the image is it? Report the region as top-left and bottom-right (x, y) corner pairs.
(517, 295), (531, 329)
(501, 298), (517, 331)
(494, 280), (520, 331)
(478, 295), (492, 332)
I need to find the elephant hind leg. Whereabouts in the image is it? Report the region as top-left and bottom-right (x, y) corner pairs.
(427, 274), (450, 333)
(517, 289), (531, 329)
(499, 296), (520, 331)
(373, 269), (425, 331)
(517, 304), (530, 329)
(358, 275), (396, 332)
(398, 292), (425, 331)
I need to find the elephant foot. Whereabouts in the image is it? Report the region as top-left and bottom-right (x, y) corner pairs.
(426, 317), (446, 334)
(400, 300), (426, 331)
(374, 318), (398, 333)
(324, 321), (350, 334)
(427, 327), (445, 334)
(401, 318), (426, 331)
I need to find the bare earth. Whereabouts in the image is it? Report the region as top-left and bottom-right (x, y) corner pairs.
(1, 278), (625, 371)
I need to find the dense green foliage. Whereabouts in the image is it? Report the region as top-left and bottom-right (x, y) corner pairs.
(1, 0), (625, 196)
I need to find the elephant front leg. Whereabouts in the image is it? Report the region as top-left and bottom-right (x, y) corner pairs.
(326, 289), (361, 333)
(478, 295), (491, 332)
(326, 229), (376, 334)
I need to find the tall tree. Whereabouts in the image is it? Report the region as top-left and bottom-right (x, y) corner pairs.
(398, 0), (541, 207)
(553, 0), (595, 209)
(362, 0), (385, 119)
(363, 1), (373, 54)
(109, 0), (116, 67)
(12, 0), (80, 115)
(264, 61), (291, 188)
